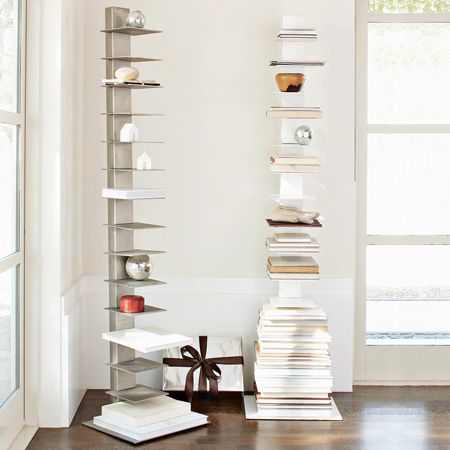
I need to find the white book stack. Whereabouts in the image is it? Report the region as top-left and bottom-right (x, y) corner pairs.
(244, 299), (341, 420)
(92, 396), (208, 444)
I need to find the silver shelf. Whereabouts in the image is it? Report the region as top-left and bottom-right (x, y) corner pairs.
(102, 56), (162, 62)
(102, 84), (163, 90)
(104, 222), (165, 230)
(105, 278), (166, 288)
(105, 305), (166, 316)
(105, 249), (166, 256)
(106, 384), (167, 403)
(101, 27), (162, 36)
(102, 112), (164, 116)
(269, 61), (325, 67)
(101, 140), (164, 144)
(102, 168), (165, 172)
(107, 357), (165, 374)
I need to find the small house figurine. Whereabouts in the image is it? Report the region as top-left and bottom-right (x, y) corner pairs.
(120, 123), (139, 142)
(137, 152), (152, 170)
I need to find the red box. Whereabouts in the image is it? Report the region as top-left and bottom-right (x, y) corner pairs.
(119, 295), (145, 313)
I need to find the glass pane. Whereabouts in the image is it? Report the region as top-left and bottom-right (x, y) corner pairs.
(369, 0), (450, 13)
(367, 134), (450, 235)
(366, 245), (450, 345)
(0, 266), (18, 406)
(0, 0), (20, 112)
(0, 123), (18, 259)
(368, 23), (450, 124)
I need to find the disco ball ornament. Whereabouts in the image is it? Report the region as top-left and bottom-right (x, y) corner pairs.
(125, 10), (145, 28)
(126, 255), (153, 280)
(294, 125), (312, 145)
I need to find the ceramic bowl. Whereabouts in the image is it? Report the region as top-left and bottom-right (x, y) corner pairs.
(275, 73), (305, 92)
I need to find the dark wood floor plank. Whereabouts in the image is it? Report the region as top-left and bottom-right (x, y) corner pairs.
(27, 387), (450, 449)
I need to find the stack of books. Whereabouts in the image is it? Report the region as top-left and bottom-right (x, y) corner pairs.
(92, 395), (208, 443)
(277, 28), (318, 40)
(266, 107), (323, 119)
(270, 156), (320, 174)
(250, 300), (337, 419)
(267, 256), (319, 280)
(266, 233), (319, 255)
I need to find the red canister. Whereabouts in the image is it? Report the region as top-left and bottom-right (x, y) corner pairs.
(119, 295), (145, 313)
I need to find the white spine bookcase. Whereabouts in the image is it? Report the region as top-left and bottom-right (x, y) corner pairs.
(244, 16), (342, 421)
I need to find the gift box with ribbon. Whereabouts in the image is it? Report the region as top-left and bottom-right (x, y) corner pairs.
(162, 336), (244, 402)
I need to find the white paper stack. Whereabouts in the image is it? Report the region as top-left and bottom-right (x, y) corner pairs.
(249, 299), (339, 420)
(93, 396), (208, 442)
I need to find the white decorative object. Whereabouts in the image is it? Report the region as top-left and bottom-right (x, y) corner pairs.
(115, 66), (139, 81)
(271, 205), (319, 224)
(120, 123), (139, 142)
(136, 152), (152, 170)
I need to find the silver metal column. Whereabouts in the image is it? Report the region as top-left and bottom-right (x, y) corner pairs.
(105, 6), (135, 393)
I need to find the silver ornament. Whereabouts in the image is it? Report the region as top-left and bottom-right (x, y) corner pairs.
(125, 10), (145, 28)
(126, 255), (153, 280)
(294, 125), (312, 146)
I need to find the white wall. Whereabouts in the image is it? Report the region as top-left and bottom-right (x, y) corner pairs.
(82, 0), (355, 280)
(77, 0), (355, 402)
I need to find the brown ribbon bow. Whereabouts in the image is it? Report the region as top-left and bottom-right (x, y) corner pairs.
(163, 336), (244, 402)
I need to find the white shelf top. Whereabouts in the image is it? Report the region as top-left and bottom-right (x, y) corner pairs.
(102, 326), (193, 353)
(102, 188), (166, 200)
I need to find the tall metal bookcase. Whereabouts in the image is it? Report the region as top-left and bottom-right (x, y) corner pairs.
(84, 6), (168, 438)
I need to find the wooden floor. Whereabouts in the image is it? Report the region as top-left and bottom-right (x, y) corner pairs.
(28, 387), (450, 449)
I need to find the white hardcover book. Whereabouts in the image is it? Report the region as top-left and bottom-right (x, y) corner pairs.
(93, 412), (208, 441)
(269, 297), (316, 308)
(254, 363), (331, 377)
(261, 304), (326, 316)
(270, 164), (320, 174)
(274, 233), (312, 243)
(257, 404), (332, 410)
(266, 237), (319, 249)
(268, 256), (318, 268)
(256, 385), (332, 394)
(101, 396), (191, 427)
(102, 326), (192, 354)
(268, 272), (320, 280)
(102, 187), (166, 200)
(270, 156), (320, 165)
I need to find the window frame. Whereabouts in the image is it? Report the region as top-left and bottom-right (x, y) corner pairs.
(355, 1), (450, 383)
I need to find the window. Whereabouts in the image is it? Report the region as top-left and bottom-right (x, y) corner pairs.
(0, 0), (22, 408)
(362, 0), (450, 345)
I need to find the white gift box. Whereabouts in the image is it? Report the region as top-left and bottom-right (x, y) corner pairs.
(163, 336), (244, 393)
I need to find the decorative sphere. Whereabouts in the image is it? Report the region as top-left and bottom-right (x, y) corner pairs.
(126, 255), (153, 281)
(294, 125), (312, 145)
(115, 66), (139, 81)
(125, 10), (145, 28)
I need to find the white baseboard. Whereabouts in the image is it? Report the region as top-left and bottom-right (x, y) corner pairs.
(61, 278), (87, 426)
(354, 380), (450, 386)
(9, 426), (38, 450)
